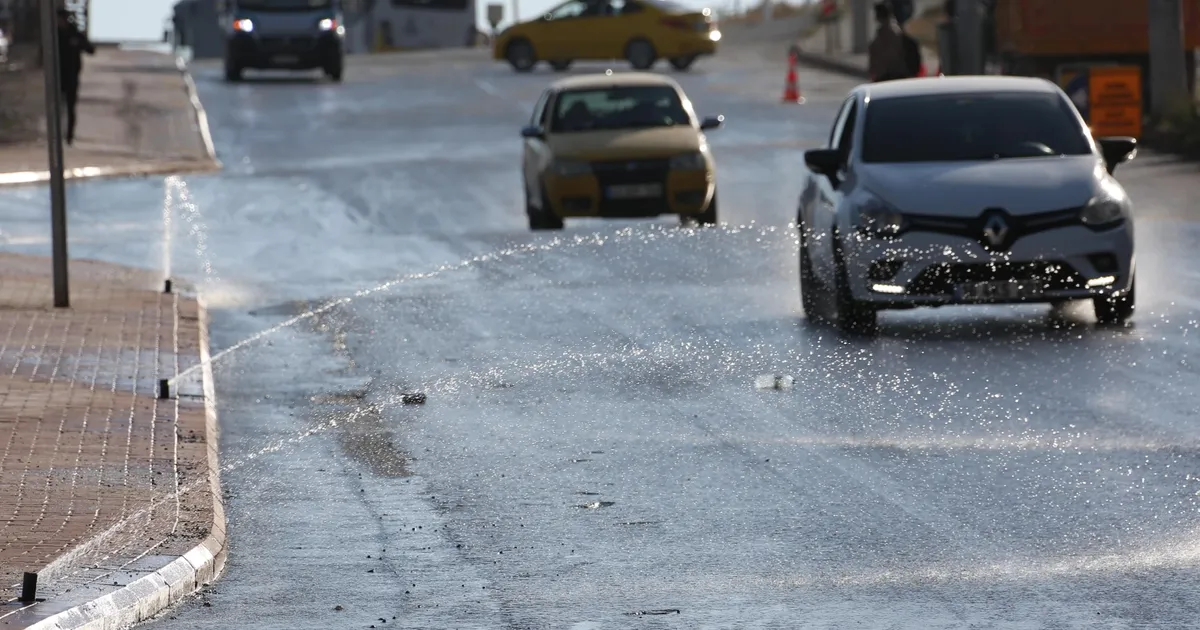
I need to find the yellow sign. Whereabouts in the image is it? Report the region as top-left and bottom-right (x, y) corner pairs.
(1088, 66), (1142, 138)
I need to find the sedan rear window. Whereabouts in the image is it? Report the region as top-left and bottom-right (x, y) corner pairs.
(861, 92), (1093, 163)
(551, 86), (692, 133)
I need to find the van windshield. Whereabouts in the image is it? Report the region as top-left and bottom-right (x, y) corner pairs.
(237, 0), (333, 10)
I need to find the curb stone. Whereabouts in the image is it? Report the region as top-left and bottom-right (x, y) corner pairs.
(21, 294), (227, 630)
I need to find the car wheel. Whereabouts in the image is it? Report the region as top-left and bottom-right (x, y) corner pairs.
(696, 191), (718, 226)
(548, 59), (573, 72)
(325, 61), (344, 82)
(224, 61), (242, 82)
(668, 55), (697, 71)
(528, 185), (564, 231)
(506, 39), (537, 72)
(798, 224), (825, 322)
(1094, 276), (1135, 325)
(833, 231), (878, 335)
(625, 38), (657, 70)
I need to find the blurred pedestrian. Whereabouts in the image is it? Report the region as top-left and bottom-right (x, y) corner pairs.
(57, 8), (95, 146)
(868, 2), (909, 82)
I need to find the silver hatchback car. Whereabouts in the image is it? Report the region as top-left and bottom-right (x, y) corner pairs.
(797, 76), (1137, 335)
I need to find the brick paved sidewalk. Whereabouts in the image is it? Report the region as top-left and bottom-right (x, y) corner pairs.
(0, 47), (218, 185)
(0, 253), (213, 608)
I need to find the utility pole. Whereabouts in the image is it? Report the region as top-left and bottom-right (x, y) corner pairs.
(851, 0), (868, 54)
(39, 0), (70, 307)
(1147, 0), (1190, 118)
(956, 0), (982, 75)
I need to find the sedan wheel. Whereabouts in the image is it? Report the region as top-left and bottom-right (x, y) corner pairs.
(833, 233), (877, 335)
(1094, 276), (1135, 325)
(799, 225), (824, 321)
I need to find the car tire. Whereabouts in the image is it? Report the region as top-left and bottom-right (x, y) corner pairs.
(1093, 276), (1135, 325)
(832, 231), (878, 335)
(798, 223), (825, 322)
(625, 38), (657, 70)
(548, 59), (573, 71)
(696, 191), (718, 225)
(528, 185), (564, 231)
(325, 61), (344, 82)
(224, 60), (242, 82)
(668, 55), (697, 71)
(506, 39), (537, 72)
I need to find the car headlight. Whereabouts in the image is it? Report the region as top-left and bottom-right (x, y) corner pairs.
(551, 160), (591, 177)
(854, 195), (906, 237)
(233, 18), (254, 32)
(319, 17), (337, 31)
(1080, 195), (1126, 229)
(669, 151), (706, 171)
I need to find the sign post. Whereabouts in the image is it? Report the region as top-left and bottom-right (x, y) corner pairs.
(487, 3), (503, 33)
(40, 0), (70, 307)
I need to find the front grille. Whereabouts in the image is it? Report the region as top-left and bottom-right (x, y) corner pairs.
(907, 261), (1086, 296)
(905, 207), (1082, 252)
(258, 35), (317, 53)
(591, 158), (669, 216)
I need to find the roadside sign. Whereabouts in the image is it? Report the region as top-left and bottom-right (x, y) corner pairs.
(487, 3), (504, 28)
(1054, 64), (1142, 138)
(1088, 66), (1142, 138)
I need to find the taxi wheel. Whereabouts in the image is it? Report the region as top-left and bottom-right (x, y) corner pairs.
(696, 192), (718, 225)
(506, 39), (537, 72)
(625, 39), (657, 70)
(668, 55), (697, 71)
(549, 60), (573, 72)
(527, 187), (564, 231)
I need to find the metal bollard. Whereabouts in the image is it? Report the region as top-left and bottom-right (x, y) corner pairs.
(19, 572), (37, 603)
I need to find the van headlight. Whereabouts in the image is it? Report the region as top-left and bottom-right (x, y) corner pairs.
(551, 160), (591, 177)
(854, 195), (906, 237)
(669, 151), (706, 171)
(1080, 195), (1126, 229)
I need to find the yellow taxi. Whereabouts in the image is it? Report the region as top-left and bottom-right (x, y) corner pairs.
(519, 73), (723, 230)
(493, 0), (720, 72)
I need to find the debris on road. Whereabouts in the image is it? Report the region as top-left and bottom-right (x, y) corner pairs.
(754, 374), (795, 390)
(401, 392), (427, 405)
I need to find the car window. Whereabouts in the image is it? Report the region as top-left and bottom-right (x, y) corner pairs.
(540, 92), (557, 127)
(550, 85), (692, 133)
(861, 91), (1093, 163)
(836, 101), (857, 163)
(642, 0), (687, 10)
(617, 0), (644, 13)
(546, 0), (588, 19)
(530, 91), (550, 127)
(828, 96), (854, 149)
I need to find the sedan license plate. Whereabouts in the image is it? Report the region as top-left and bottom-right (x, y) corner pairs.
(958, 280), (1040, 300)
(606, 183), (662, 199)
(272, 54), (299, 64)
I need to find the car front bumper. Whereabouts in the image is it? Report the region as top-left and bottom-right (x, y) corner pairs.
(228, 31), (342, 69)
(544, 168), (714, 218)
(841, 222), (1135, 307)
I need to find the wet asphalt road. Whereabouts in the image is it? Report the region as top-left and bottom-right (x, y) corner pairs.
(4, 49), (1200, 628)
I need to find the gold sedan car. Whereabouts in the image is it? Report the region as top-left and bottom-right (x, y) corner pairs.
(520, 73), (723, 230)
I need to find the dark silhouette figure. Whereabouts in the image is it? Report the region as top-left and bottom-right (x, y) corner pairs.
(57, 9), (95, 145)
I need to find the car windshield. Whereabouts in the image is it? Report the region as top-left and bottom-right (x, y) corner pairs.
(551, 86), (691, 133)
(643, 0), (689, 10)
(237, 0), (332, 10)
(861, 91), (1093, 163)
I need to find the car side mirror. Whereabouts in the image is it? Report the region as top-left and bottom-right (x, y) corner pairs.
(699, 115), (724, 130)
(1097, 136), (1137, 174)
(804, 148), (842, 180)
(520, 125), (545, 139)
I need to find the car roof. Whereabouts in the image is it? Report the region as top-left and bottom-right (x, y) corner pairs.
(550, 72), (682, 91)
(858, 76), (1062, 101)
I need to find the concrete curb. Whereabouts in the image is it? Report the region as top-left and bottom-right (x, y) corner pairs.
(21, 296), (227, 630)
(175, 56), (222, 168)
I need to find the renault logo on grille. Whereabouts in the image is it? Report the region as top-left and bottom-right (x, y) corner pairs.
(981, 213), (1009, 248)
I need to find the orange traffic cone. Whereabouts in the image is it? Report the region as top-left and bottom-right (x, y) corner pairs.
(782, 54), (805, 104)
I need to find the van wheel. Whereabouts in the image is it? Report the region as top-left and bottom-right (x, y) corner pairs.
(626, 38), (657, 70)
(506, 39), (537, 72)
(548, 60), (573, 71)
(668, 55), (697, 71)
